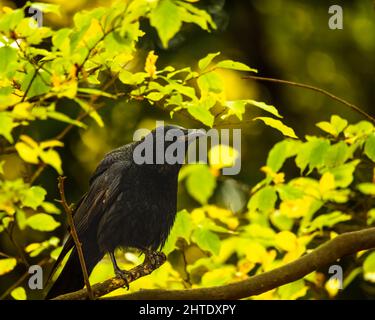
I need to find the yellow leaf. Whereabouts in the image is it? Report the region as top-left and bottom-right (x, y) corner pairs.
(39, 140), (64, 149)
(319, 172), (335, 194)
(12, 103), (32, 119)
(280, 197), (313, 218)
(0, 258), (17, 276)
(15, 142), (39, 164)
(11, 287), (26, 300)
(209, 144), (239, 170)
(19, 135), (38, 148)
(261, 166), (285, 184)
(325, 278), (341, 298)
(25, 243), (42, 253)
(145, 50), (158, 78)
(243, 242), (267, 264)
(275, 231), (298, 252)
(40, 149), (63, 174)
(191, 208), (206, 224)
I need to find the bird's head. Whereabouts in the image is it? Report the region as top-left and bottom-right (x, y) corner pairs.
(133, 124), (206, 174)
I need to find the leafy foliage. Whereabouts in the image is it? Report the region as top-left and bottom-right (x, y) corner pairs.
(0, 1), (374, 300)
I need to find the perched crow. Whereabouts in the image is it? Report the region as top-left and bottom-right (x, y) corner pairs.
(46, 125), (204, 299)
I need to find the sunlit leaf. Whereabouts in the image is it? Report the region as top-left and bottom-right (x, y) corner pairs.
(365, 133), (375, 162)
(21, 186), (46, 210)
(216, 60), (257, 72)
(10, 286), (26, 300)
(0, 258), (17, 276)
(255, 117), (298, 139)
(26, 213), (60, 231)
(363, 251), (375, 283)
(192, 227), (220, 255)
(185, 164), (216, 204)
(198, 52), (220, 71)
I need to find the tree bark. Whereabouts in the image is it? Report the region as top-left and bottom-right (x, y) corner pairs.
(53, 227), (375, 300)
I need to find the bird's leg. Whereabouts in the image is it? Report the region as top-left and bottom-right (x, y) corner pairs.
(109, 251), (132, 290)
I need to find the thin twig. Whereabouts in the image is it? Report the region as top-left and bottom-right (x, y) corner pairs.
(57, 176), (94, 300)
(243, 75), (375, 124)
(4, 223), (29, 267)
(28, 163), (46, 185)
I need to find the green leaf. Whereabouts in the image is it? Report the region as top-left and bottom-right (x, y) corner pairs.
(248, 186), (277, 214)
(363, 251), (375, 282)
(47, 111), (87, 128)
(26, 213), (60, 231)
(75, 98), (104, 127)
(197, 72), (223, 96)
(16, 209), (27, 230)
(150, 0), (182, 48)
(21, 186), (46, 210)
(344, 121), (374, 142)
(77, 88), (115, 99)
(367, 209), (375, 225)
(325, 160), (360, 188)
(28, 2), (61, 15)
(303, 211), (351, 233)
(10, 286), (26, 300)
(324, 141), (349, 168)
(270, 211), (294, 231)
(296, 138), (330, 173)
(0, 258), (17, 276)
(119, 71), (147, 85)
(0, 9), (24, 32)
(365, 133), (375, 162)
(278, 279), (308, 300)
(0, 112), (15, 143)
(254, 117), (298, 139)
(0, 46), (17, 76)
(216, 60), (257, 72)
(357, 183), (375, 196)
(163, 209), (193, 255)
(267, 140), (301, 172)
(223, 99), (282, 121)
(185, 164), (216, 204)
(192, 227), (220, 255)
(198, 52), (220, 71)
(316, 115), (348, 137)
(246, 100), (282, 118)
(187, 104), (214, 127)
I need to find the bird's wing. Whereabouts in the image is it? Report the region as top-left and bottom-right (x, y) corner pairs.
(47, 158), (131, 283)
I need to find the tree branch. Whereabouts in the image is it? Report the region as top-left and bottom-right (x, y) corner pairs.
(52, 227), (375, 300)
(243, 75), (375, 124)
(57, 176), (94, 300)
(52, 251), (166, 300)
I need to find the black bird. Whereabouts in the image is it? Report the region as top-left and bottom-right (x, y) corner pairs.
(45, 125), (204, 299)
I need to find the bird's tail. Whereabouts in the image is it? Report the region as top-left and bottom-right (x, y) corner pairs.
(45, 246), (101, 299)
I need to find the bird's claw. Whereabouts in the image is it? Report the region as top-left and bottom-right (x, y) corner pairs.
(114, 269), (132, 290)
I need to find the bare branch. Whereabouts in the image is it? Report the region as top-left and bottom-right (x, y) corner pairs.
(52, 227), (375, 300)
(52, 251), (166, 300)
(57, 176), (94, 300)
(243, 75), (375, 124)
